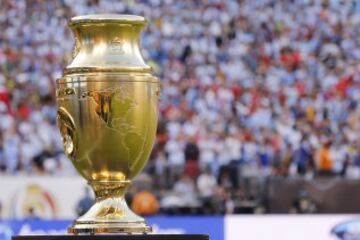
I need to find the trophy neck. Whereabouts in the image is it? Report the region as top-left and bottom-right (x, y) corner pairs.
(65, 14), (152, 74)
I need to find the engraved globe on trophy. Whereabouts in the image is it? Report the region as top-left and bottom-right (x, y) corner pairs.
(56, 14), (159, 234)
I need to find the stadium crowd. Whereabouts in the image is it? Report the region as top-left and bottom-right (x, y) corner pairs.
(1, 0), (360, 214)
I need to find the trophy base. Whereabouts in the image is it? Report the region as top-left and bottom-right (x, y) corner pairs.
(12, 235), (209, 240)
(68, 221), (151, 234)
(70, 196), (151, 234)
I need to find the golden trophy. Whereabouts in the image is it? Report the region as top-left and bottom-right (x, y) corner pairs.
(56, 14), (159, 234)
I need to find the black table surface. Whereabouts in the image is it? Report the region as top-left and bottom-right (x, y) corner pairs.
(12, 235), (209, 240)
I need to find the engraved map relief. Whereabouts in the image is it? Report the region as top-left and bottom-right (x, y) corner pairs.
(83, 87), (146, 164)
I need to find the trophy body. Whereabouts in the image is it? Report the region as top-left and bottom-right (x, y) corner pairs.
(56, 15), (159, 234)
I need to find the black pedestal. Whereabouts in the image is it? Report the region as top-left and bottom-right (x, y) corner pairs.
(13, 235), (209, 240)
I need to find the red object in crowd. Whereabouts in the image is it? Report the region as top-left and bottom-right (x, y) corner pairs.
(185, 159), (199, 179)
(335, 75), (353, 97)
(232, 84), (242, 98)
(0, 89), (12, 114)
(278, 88), (286, 106)
(249, 89), (261, 113)
(281, 51), (302, 69)
(161, 104), (173, 117)
(295, 81), (306, 96)
(0, 89), (10, 104)
(270, 134), (281, 152)
(157, 133), (167, 146)
(259, 54), (271, 67)
(17, 104), (31, 120)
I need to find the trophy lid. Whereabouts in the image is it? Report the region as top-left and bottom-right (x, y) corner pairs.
(69, 14), (146, 27)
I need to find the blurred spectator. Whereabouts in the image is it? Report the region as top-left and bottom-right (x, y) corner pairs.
(184, 138), (200, 178)
(197, 168), (218, 214)
(161, 174), (200, 212)
(293, 138), (314, 176)
(317, 141), (334, 176)
(173, 174), (197, 205)
(197, 168), (217, 199)
(224, 191), (235, 214)
(3, 128), (20, 173)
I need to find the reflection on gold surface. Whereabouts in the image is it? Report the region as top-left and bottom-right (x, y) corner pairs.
(97, 206), (124, 219)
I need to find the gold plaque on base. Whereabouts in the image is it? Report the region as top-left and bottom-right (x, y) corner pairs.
(56, 14), (159, 234)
